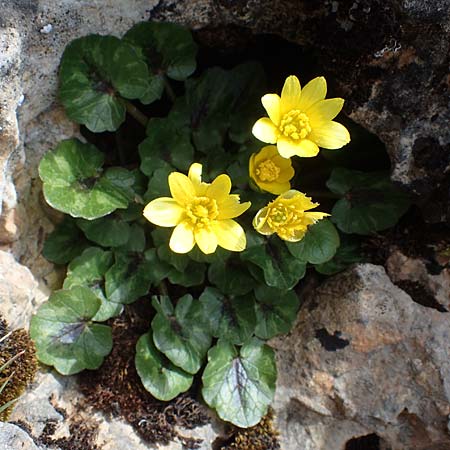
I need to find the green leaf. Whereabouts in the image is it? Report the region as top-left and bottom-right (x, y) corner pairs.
(286, 219), (340, 264)
(327, 168), (411, 235)
(254, 286), (300, 339)
(315, 236), (362, 275)
(202, 339), (276, 428)
(63, 247), (122, 321)
(105, 251), (154, 304)
(151, 295), (211, 374)
(30, 286), (113, 375)
(144, 166), (172, 201)
(168, 261), (206, 287)
(77, 216), (130, 247)
(39, 139), (132, 220)
(124, 21), (197, 81)
(42, 218), (89, 264)
(207, 259), (256, 295)
(135, 332), (193, 401)
(241, 238), (307, 290)
(139, 117), (194, 177)
(199, 287), (256, 345)
(59, 34), (151, 132)
(117, 223), (146, 253)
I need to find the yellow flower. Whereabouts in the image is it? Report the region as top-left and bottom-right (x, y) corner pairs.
(249, 145), (295, 195)
(252, 75), (350, 158)
(143, 163), (251, 254)
(253, 190), (329, 242)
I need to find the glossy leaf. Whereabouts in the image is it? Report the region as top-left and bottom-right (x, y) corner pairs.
(286, 219), (340, 264)
(135, 332), (193, 401)
(315, 236), (362, 275)
(77, 216), (131, 247)
(59, 34), (151, 132)
(39, 139), (132, 220)
(202, 339), (276, 428)
(30, 286), (113, 375)
(151, 295), (211, 374)
(199, 287), (256, 345)
(207, 259), (256, 296)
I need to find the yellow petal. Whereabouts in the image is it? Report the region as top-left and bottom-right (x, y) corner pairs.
(309, 121), (350, 149)
(305, 211), (330, 221)
(258, 180), (291, 195)
(275, 165), (295, 183)
(195, 227), (218, 254)
(252, 118), (279, 144)
(281, 75), (301, 113)
(287, 228), (308, 242)
(143, 198), (185, 227)
(206, 174), (231, 202)
(218, 196), (251, 219)
(169, 221), (195, 253)
(188, 163), (202, 185)
(213, 219), (247, 252)
(168, 172), (196, 206)
(252, 207), (273, 235)
(307, 98), (344, 127)
(277, 136), (319, 158)
(254, 145), (278, 165)
(298, 77), (327, 111)
(261, 94), (281, 126)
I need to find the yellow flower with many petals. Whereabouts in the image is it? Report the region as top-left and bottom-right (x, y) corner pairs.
(143, 163), (251, 254)
(249, 145), (295, 195)
(252, 75), (350, 158)
(253, 190), (329, 242)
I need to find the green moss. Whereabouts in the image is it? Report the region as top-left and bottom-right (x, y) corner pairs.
(221, 409), (280, 450)
(0, 317), (37, 421)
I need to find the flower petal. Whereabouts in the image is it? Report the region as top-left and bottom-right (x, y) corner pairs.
(206, 174), (231, 202)
(168, 172), (196, 206)
(281, 75), (301, 113)
(252, 207), (273, 235)
(258, 180), (291, 195)
(252, 118), (279, 144)
(298, 77), (327, 111)
(277, 136), (319, 158)
(213, 219), (247, 252)
(143, 197), (185, 227)
(188, 163), (202, 185)
(169, 221), (195, 253)
(309, 121), (350, 149)
(305, 211), (330, 221)
(195, 227), (218, 254)
(217, 196), (251, 219)
(261, 94), (281, 126)
(307, 98), (344, 127)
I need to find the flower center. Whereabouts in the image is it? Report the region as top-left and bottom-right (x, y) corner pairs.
(266, 200), (306, 239)
(186, 196), (219, 228)
(256, 159), (281, 182)
(280, 110), (311, 140)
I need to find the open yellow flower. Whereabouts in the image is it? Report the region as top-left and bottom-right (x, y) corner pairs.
(253, 190), (329, 242)
(143, 163), (251, 254)
(252, 75), (350, 158)
(249, 145), (294, 195)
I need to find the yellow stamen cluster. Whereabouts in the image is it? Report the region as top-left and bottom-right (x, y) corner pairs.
(186, 197), (219, 228)
(255, 160), (281, 182)
(280, 110), (311, 140)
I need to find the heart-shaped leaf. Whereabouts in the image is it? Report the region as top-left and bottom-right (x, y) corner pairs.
(241, 238), (307, 290)
(199, 287), (256, 345)
(39, 139), (133, 220)
(63, 247), (122, 321)
(207, 259), (256, 296)
(42, 217), (89, 264)
(30, 286), (113, 375)
(77, 216), (131, 248)
(286, 219), (340, 264)
(315, 236), (362, 275)
(59, 34), (151, 132)
(151, 295), (211, 374)
(327, 168), (411, 235)
(135, 332), (193, 401)
(202, 338), (276, 428)
(254, 286), (300, 339)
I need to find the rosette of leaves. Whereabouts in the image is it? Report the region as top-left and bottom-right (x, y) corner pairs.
(30, 287), (113, 375)
(39, 139), (136, 220)
(327, 168), (411, 234)
(59, 34), (152, 132)
(124, 21), (198, 103)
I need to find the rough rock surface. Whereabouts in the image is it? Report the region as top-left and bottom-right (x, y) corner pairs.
(273, 264), (450, 450)
(0, 422), (40, 450)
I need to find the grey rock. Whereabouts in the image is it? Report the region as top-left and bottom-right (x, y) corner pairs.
(0, 422), (40, 450)
(273, 264), (450, 450)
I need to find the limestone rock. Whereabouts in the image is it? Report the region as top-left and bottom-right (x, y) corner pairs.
(0, 422), (40, 450)
(273, 264), (450, 450)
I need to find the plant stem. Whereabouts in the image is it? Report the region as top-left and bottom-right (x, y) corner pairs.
(123, 99), (149, 127)
(158, 280), (169, 296)
(163, 76), (176, 102)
